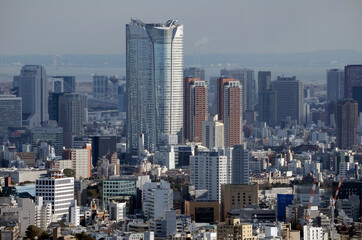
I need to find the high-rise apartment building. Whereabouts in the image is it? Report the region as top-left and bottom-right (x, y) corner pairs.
(221, 68), (256, 112)
(184, 78), (208, 142)
(217, 77), (234, 121)
(327, 69), (344, 102)
(202, 115), (224, 150)
(183, 67), (205, 81)
(344, 65), (362, 98)
(126, 19), (183, 153)
(257, 71), (277, 127)
(223, 81), (243, 147)
(62, 148), (91, 179)
(0, 95), (22, 135)
(273, 76), (303, 125)
(13, 65), (49, 128)
(334, 99), (358, 149)
(232, 144), (249, 184)
(35, 177), (74, 220)
(58, 93), (87, 137)
(190, 151), (227, 202)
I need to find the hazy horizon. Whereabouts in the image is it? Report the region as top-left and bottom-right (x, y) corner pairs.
(1, 0), (362, 55)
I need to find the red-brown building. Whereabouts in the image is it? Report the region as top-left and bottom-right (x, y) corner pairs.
(222, 80), (243, 147)
(184, 77), (208, 142)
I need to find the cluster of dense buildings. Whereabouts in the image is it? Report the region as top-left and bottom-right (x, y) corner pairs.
(0, 19), (362, 239)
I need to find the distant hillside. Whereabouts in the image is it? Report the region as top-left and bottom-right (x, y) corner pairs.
(1, 50), (361, 68)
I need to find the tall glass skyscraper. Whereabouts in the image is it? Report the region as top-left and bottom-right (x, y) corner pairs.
(13, 65), (49, 128)
(126, 19), (183, 153)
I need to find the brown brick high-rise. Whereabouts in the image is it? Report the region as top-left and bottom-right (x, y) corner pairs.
(223, 81), (243, 147)
(184, 78), (208, 142)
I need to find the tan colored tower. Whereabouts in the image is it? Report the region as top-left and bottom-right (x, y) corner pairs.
(221, 184), (259, 221)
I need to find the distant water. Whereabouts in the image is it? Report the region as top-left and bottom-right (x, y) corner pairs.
(0, 65), (328, 84)
(16, 184), (35, 196)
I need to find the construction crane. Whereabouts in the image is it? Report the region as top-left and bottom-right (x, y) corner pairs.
(305, 176), (318, 224)
(331, 176), (343, 240)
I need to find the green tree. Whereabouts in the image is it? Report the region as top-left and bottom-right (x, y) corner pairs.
(63, 168), (76, 178)
(25, 225), (43, 239)
(75, 232), (95, 240)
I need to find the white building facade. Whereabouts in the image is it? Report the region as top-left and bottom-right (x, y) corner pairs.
(190, 151), (227, 201)
(142, 181), (173, 219)
(35, 177), (74, 220)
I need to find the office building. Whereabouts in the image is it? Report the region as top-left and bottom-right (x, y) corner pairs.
(53, 76), (76, 93)
(92, 75), (110, 99)
(190, 151), (227, 201)
(92, 136), (116, 167)
(344, 65), (362, 98)
(232, 145), (249, 184)
(102, 175), (151, 211)
(109, 75), (119, 100)
(221, 184), (259, 221)
(277, 194), (294, 222)
(142, 181), (173, 219)
(327, 69), (344, 102)
(62, 147), (91, 179)
(223, 81), (243, 147)
(184, 200), (220, 223)
(118, 83), (126, 113)
(183, 67), (205, 81)
(257, 71), (277, 127)
(202, 115), (224, 149)
(48, 92), (64, 123)
(31, 121), (63, 156)
(126, 19), (183, 153)
(174, 145), (193, 167)
(0, 95), (22, 135)
(184, 78), (208, 142)
(273, 76), (303, 125)
(35, 177), (74, 220)
(352, 86), (362, 114)
(217, 77), (234, 121)
(109, 201), (126, 221)
(217, 219), (256, 240)
(13, 65), (48, 128)
(335, 99), (358, 149)
(58, 93), (87, 137)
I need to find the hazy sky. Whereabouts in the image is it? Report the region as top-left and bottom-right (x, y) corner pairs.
(1, 0), (362, 55)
